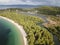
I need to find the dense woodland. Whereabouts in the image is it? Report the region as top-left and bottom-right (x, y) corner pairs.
(35, 6), (60, 15)
(0, 6), (60, 45)
(0, 10), (54, 45)
(35, 6), (60, 44)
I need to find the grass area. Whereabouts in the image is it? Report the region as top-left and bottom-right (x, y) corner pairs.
(0, 11), (54, 45)
(48, 16), (60, 25)
(43, 15), (60, 42)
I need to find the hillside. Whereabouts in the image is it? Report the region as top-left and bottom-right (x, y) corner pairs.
(0, 10), (54, 45)
(35, 6), (60, 15)
(0, 7), (60, 45)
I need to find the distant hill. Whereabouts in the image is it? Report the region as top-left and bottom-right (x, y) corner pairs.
(35, 6), (60, 15)
(0, 5), (41, 9)
(0, 5), (60, 9)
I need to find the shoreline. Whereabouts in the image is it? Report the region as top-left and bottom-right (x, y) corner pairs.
(0, 16), (28, 45)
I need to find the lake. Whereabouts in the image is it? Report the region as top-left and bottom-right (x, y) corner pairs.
(0, 17), (24, 45)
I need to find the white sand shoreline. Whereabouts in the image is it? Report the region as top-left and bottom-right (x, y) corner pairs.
(0, 16), (28, 45)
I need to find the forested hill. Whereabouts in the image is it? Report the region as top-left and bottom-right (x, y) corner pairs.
(35, 6), (60, 15)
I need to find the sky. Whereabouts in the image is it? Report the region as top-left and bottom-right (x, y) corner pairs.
(0, 0), (60, 6)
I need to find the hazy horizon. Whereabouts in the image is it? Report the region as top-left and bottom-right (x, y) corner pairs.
(0, 0), (60, 6)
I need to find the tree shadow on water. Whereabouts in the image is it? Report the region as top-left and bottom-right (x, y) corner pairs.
(0, 28), (11, 45)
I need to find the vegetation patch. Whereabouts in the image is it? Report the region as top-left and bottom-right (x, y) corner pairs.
(0, 11), (54, 45)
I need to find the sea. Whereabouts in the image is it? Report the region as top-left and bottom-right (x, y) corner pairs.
(0, 5), (39, 9)
(0, 18), (24, 45)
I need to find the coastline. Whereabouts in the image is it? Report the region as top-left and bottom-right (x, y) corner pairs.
(0, 16), (28, 45)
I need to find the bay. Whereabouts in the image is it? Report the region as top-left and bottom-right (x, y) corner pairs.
(0, 18), (24, 45)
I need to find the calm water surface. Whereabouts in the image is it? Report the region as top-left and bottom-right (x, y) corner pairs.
(0, 18), (24, 45)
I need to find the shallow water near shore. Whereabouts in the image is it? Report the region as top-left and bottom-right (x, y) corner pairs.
(0, 18), (24, 45)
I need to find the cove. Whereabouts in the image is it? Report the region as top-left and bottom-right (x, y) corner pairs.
(0, 17), (24, 45)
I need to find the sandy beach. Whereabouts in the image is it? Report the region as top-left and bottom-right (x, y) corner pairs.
(0, 16), (28, 45)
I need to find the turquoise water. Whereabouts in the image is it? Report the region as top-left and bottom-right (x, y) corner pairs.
(0, 18), (24, 45)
